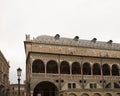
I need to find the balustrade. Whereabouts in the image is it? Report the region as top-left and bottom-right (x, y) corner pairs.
(32, 73), (120, 81)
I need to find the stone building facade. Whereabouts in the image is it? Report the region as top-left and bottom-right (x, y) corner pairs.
(10, 84), (26, 96)
(24, 34), (120, 96)
(0, 51), (10, 96)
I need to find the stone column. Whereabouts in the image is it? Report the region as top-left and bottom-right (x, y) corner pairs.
(4, 89), (6, 96)
(1, 88), (4, 96)
(31, 91), (33, 96)
(69, 62), (72, 78)
(0, 89), (1, 96)
(45, 60), (47, 78)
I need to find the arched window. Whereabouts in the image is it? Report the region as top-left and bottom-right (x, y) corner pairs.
(112, 64), (119, 76)
(72, 62), (81, 74)
(83, 63), (91, 75)
(60, 61), (70, 74)
(102, 64), (110, 75)
(93, 63), (101, 75)
(32, 59), (45, 73)
(47, 60), (58, 73)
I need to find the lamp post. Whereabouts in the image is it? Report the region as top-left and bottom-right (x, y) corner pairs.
(17, 68), (22, 96)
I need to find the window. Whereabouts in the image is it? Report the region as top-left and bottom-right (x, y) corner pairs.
(73, 83), (76, 88)
(90, 83), (97, 88)
(68, 83), (71, 89)
(68, 83), (76, 89)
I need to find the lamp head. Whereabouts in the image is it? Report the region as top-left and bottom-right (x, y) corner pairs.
(17, 67), (22, 78)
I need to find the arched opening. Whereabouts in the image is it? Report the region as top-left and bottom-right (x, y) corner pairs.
(93, 93), (101, 96)
(72, 62), (81, 74)
(116, 93), (120, 96)
(33, 81), (58, 96)
(104, 93), (112, 96)
(81, 93), (89, 96)
(102, 64), (110, 75)
(32, 59), (45, 73)
(93, 63), (101, 75)
(69, 93), (77, 96)
(47, 60), (58, 73)
(60, 61), (70, 74)
(112, 64), (119, 76)
(105, 83), (111, 88)
(114, 83), (120, 88)
(83, 63), (91, 75)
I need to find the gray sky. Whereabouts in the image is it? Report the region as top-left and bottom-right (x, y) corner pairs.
(0, 0), (120, 84)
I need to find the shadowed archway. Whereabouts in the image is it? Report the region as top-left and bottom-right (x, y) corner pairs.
(47, 60), (58, 73)
(93, 93), (101, 96)
(93, 63), (101, 75)
(83, 63), (91, 75)
(81, 93), (89, 96)
(102, 64), (110, 75)
(60, 61), (70, 74)
(32, 59), (45, 73)
(104, 93), (112, 96)
(33, 81), (58, 96)
(116, 93), (120, 96)
(69, 93), (77, 96)
(72, 62), (81, 74)
(112, 64), (119, 76)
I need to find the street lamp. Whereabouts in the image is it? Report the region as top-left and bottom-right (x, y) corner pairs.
(17, 67), (22, 96)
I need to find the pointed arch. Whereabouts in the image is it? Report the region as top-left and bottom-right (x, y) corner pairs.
(93, 63), (101, 75)
(102, 64), (110, 75)
(60, 61), (70, 74)
(32, 59), (45, 73)
(72, 62), (81, 74)
(83, 62), (91, 75)
(47, 60), (58, 73)
(112, 64), (119, 76)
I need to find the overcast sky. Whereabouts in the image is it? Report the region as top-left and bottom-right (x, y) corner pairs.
(0, 0), (120, 84)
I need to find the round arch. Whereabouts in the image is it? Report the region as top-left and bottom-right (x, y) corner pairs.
(83, 62), (91, 75)
(102, 64), (110, 75)
(32, 59), (45, 73)
(72, 62), (81, 74)
(93, 63), (101, 75)
(115, 93), (120, 96)
(112, 64), (119, 76)
(81, 93), (89, 96)
(93, 93), (101, 96)
(60, 61), (70, 74)
(69, 93), (77, 96)
(104, 93), (112, 96)
(33, 81), (58, 96)
(47, 60), (58, 73)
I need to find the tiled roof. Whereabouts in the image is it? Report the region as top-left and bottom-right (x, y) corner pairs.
(32, 35), (120, 51)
